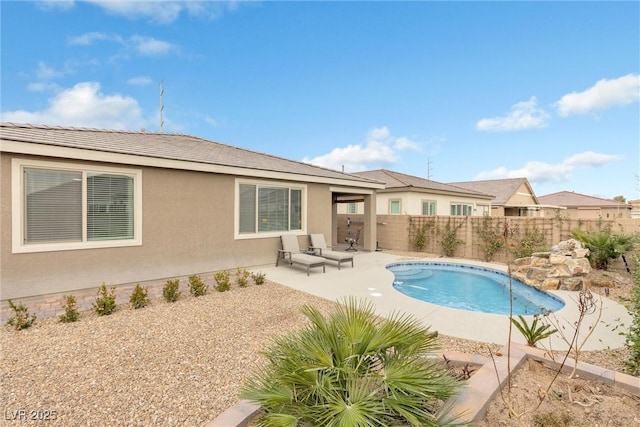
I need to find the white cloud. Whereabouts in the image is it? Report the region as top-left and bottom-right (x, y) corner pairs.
(474, 151), (621, 184)
(68, 31), (122, 46)
(205, 115), (220, 127)
(303, 126), (423, 172)
(36, 0), (75, 11)
(130, 35), (175, 56)
(35, 61), (66, 80)
(476, 96), (550, 132)
(1, 82), (145, 130)
(127, 76), (153, 86)
(81, 1), (239, 24)
(555, 74), (640, 116)
(27, 82), (61, 92)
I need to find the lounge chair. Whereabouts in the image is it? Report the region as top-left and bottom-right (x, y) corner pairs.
(309, 234), (354, 270)
(276, 235), (325, 276)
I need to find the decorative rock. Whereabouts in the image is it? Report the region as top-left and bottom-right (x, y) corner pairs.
(527, 267), (551, 281)
(541, 278), (560, 290)
(549, 253), (568, 265)
(513, 257), (532, 266)
(560, 277), (585, 291)
(509, 238), (592, 293)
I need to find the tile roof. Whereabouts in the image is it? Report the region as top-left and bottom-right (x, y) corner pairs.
(538, 191), (631, 208)
(449, 177), (537, 205)
(353, 169), (494, 199)
(0, 123), (378, 185)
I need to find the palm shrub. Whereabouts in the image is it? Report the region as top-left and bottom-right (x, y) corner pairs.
(571, 229), (636, 270)
(241, 297), (462, 426)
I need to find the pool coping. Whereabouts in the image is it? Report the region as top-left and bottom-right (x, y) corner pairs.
(205, 343), (640, 426)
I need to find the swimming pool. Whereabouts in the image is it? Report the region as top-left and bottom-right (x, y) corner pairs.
(387, 262), (565, 315)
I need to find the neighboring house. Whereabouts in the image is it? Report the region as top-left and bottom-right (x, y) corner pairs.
(538, 191), (632, 219)
(338, 169), (494, 216)
(0, 123), (383, 300)
(631, 199), (640, 219)
(449, 177), (543, 217)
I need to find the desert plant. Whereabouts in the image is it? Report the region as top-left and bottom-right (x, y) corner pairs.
(214, 271), (231, 292)
(439, 218), (464, 257)
(511, 224), (547, 259)
(251, 271), (266, 285)
(624, 253), (640, 376)
(59, 295), (79, 323)
(188, 274), (208, 297)
(93, 283), (117, 316)
(476, 217), (505, 261)
(411, 219), (433, 250)
(571, 229), (636, 270)
(129, 284), (149, 309)
(235, 268), (250, 288)
(6, 300), (37, 330)
(240, 297), (462, 426)
(163, 279), (182, 303)
(510, 314), (557, 347)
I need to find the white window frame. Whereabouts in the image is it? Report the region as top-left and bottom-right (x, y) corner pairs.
(450, 203), (473, 216)
(234, 179), (307, 239)
(389, 199), (401, 215)
(421, 199), (436, 216)
(12, 158), (142, 253)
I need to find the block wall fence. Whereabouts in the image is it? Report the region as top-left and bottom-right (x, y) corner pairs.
(337, 214), (640, 265)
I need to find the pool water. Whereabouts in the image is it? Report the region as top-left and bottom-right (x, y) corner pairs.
(387, 262), (565, 315)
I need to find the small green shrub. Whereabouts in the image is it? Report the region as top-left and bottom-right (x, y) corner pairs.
(163, 279), (182, 303)
(59, 295), (79, 323)
(129, 284), (149, 309)
(476, 217), (505, 262)
(214, 271), (231, 292)
(624, 253), (640, 376)
(511, 224), (547, 259)
(251, 271), (266, 285)
(235, 268), (250, 288)
(93, 283), (117, 316)
(511, 314), (557, 347)
(6, 300), (36, 330)
(439, 218), (464, 257)
(188, 274), (208, 297)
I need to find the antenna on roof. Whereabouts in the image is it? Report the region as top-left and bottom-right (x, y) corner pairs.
(159, 79), (165, 132)
(427, 157), (433, 180)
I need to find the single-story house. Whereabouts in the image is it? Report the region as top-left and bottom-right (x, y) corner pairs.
(0, 123), (383, 301)
(538, 191), (632, 219)
(337, 169), (495, 216)
(449, 177), (544, 217)
(630, 199), (640, 219)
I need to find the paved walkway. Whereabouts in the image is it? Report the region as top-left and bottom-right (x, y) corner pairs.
(257, 251), (632, 351)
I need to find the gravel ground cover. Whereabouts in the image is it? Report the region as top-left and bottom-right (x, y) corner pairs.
(1, 262), (634, 426)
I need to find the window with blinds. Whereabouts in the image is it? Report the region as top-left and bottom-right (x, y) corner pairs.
(238, 183), (304, 235)
(25, 169), (82, 243)
(23, 167), (136, 244)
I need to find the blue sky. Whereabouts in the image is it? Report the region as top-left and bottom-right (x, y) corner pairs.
(2, 1), (639, 201)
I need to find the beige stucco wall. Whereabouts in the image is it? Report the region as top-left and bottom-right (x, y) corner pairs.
(338, 191), (490, 216)
(1, 154), (334, 300)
